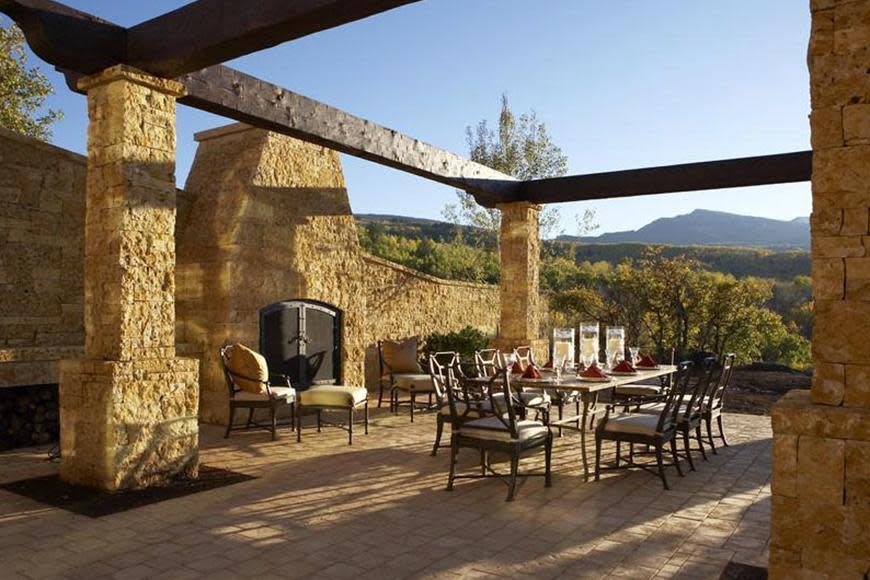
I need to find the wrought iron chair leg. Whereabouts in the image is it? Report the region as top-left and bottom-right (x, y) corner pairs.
(410, 390), (416, 423)
(557, 402), (563, 437)
(594, 435), (603, 482)
(707, 416), (717, 454)
(377, 383), (385, 408)
(545, 435), (553, 487)
(446, 437), (458, 491)
(348, 407), (353, 445)
(629, 442), (634, 463)
(655, 445), (669, 490)
(225, 404), (235, 438)
(296, 405), (303, 442)
(270, 405), (277, 441)
(246, 407), (255, 428)
(696, 426), (708, 460)
(479, 449), (487, 476)
(615, 441), (621, 467)
(717, 415), (729, 446)
(364, 400), (369, 435)
(317, 409), (322, 432)
(683, 429), (696, 471)
(506, 452), (519, 501)
(432, 415), (444, 456)
(670, 438), (684, 477)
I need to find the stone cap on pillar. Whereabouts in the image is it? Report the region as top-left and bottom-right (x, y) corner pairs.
(77, 64), (186, 97)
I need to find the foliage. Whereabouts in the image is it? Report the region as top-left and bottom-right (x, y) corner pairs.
(424, 326), (491, 362)
(442, 94), (595, 243)
(0, 24), (63, 140)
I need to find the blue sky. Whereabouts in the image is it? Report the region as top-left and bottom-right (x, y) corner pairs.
(7, 1), (811, 235)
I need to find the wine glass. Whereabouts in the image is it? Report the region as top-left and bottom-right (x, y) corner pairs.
(629, 346), (640, 365)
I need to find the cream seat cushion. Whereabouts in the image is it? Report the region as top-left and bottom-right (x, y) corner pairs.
(226, 343), (269, 394)
(391, 373), (436, 392)
(300, 385), (368, 407)
(518, 391), (551, 407)
(460, 416), (549, 442)
(234, 386), (295, 402)
(601, 413), (661, 436)
(615, 384), (662, 397)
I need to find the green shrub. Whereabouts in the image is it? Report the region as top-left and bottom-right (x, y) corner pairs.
(424, 326), (491, 366)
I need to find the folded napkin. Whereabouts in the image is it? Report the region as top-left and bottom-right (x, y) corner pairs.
(522, 364), (542, 379)
(637, 355), (658, 368)
(511, 360), (524, 374)
(580, 364), (607, 379)
(612, 360), (636, 373)
(543, 359), (553, 369)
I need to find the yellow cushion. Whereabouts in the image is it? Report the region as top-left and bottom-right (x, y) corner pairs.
(226, 344), (268, 394)
(381, 338), (422, 373)
(300, 385), (368, 408)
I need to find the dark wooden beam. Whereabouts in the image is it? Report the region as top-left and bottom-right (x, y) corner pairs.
(519, 152), (813, 204)
(0, 0), (124, 74)
(176, 65), (519, 203)
(127, 0), (422, 78)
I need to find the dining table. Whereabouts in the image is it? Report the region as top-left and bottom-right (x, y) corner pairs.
(465, 365), (678, 481)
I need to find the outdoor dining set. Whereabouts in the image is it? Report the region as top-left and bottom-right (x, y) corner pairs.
(218, 323), (735, 502)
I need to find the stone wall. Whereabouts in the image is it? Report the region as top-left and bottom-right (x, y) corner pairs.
(361, 254), (499, 387)
(770, 2), (870, 577)
(0, 128), (86, 387)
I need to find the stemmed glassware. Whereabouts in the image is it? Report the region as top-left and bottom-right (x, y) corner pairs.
(606, 326), (625, 369)
(628, 345), (640, 365)
(579, 322), (599, 369)
(552, 327), (574, 376)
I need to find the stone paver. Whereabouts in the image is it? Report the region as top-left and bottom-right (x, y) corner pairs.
(0, 409), (772, 579)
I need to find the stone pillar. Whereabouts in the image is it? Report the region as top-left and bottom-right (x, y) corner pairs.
(769, 3), (870, 577)
(494, 202), (547, 358)
(59, 65), (199, 490)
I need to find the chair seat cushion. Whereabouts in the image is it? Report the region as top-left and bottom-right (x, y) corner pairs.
(300, 385), (368, 407)
(518, 391), (551, 407)
(460, 416), (549, 442)
(615, 385), (662, 397)
(391, 373), (435, 391)
(226, 343), (269, 394)
(235, 386), (295, 402)
(602, 413), (660, 436)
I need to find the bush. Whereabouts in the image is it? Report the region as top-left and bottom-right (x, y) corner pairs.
(424, 326), (491, 365)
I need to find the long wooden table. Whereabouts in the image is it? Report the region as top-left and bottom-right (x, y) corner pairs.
(466, 365), (678, 481)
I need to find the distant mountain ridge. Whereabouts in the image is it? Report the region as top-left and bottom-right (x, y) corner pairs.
(559, 209), (810, 249)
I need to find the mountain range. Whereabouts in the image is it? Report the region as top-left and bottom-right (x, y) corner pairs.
(358, 209), (811, 250)
(561, 209), (810, 249)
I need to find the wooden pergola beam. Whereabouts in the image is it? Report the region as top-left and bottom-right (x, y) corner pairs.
(127, 0), (423, 77)
(518, 151), (812, 204)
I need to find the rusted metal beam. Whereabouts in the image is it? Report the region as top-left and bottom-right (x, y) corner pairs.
(176, 65), (520, 203)
(127, 0), (423, 78)
(519, 151), (813, 204)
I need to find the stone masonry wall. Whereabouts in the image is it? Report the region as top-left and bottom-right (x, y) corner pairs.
(0, 128), (86, 387)
(770, 2), (870, 578)
(361, 254), (499, 387)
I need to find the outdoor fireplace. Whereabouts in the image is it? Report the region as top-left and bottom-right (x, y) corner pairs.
(0, 384), (59, 450)
(259, 300), (342, 390)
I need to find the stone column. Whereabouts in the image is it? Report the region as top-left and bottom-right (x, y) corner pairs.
(494, 202), (547, 359)
(59, 65), (199, 490)
(769, 3), (870, 577)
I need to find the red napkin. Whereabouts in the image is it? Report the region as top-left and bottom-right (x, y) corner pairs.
(543, 359), (553, 369)
(511, 360), (524, 374)
(637, 355), (658, 368)
(612, 360), (636, 373)
(580, 365), (607, 379)
(522, 364), (542, 379)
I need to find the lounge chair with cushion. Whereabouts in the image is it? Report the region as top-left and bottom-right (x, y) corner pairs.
(378, 337), (437, 421)
(220, 343), (296, 441)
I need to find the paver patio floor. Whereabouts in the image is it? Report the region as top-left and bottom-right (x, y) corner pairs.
(0, 408), (772, 579)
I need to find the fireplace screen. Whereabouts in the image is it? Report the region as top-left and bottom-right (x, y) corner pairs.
(259, 300), (341, 391)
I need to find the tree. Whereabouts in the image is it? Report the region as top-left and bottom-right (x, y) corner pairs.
(443, 94), (594, 244)
(0, 23), (63, 140)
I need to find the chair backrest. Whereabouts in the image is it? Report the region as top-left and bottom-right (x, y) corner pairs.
(429, 351), (460, 403)
(707, 353), (736, 411)
(484, 369), (520, 439)
(475, 349), (504, 378)
(513, 345), (535, 370)
(683, 356), (717, 419)
(656, 360), (694, 433)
